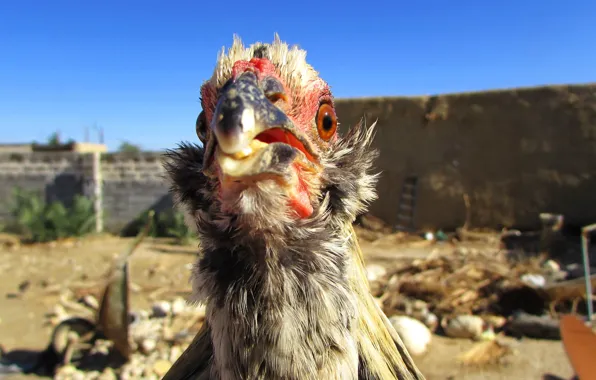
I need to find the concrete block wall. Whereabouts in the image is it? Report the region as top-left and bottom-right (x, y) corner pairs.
(0, 152), (91, 216)
(0, 151), (171, 231)
(100, 152), (171, 230)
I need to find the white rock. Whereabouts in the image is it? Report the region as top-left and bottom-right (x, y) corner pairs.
(170, 345), (183, 363)
(131, 319), (162, 343)
(442, 315), (485, 340)
(171, 297), (187, 316)
(152, 301), (172, 317)
(97, 368), (117, 380)
(520, 273), (546, 288)
(52, 304), (68, 319)
(55, 364), (77, 377)
(389, 315), (432, 356)
(422, 312), (439, 331)
(82, 295), (99, 310)
(411, 299), (428, 314)
(140, 338), (157, 354)
(137, 309), (150, 320)
(85, 370), (101, 380)
(365, 264), (387, 283)
(543, 259), (561, 272)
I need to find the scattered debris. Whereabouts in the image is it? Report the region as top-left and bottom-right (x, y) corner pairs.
(0, 211), (207, 379)
(441, 315), (486, 340)
(41, 272), (204, 378)
(377, 247), (547, 320)
(457, 338), (516, 366)
(3, 214), (595, 378)
(504, 311), (561, 340)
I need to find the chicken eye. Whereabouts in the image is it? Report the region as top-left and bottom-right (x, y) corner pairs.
(316, 103), (337, 141)
(266, 92), (288, 104)
(196, 111), (208, 143)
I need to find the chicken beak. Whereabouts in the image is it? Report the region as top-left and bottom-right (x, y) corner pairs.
(211, 71), (291, 156)
(204, 71), (318, 181)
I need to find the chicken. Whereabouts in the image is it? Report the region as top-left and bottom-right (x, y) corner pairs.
(162, 35), (425, 380)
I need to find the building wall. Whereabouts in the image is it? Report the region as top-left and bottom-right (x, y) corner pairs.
(1, 83), (595, 231)
(335, 83), (596, 230)
(0, 151), (170, 232)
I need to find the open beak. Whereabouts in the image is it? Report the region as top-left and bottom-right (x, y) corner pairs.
(203, 71), (319, 182)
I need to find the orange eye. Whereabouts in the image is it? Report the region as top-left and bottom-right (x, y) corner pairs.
(316, 103), (337, 141)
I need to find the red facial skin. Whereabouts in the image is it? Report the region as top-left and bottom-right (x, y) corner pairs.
(290, 164), (313, 219)
(201, 57), (337, 219)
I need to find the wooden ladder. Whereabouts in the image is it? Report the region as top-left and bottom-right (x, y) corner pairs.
(394, 175), (419, 232)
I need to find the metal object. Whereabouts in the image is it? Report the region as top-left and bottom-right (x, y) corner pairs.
(50, 317), (98, 365)
(581, 223), (596, 323)
(560, 314), (596, 379)
(92, 151), (103, 234)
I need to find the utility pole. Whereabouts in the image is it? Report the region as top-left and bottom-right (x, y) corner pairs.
(92, 151), (104, 233)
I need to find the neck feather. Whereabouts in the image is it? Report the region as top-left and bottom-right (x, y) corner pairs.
(194, 220), (359, 379)
(163, 119), (379, 379)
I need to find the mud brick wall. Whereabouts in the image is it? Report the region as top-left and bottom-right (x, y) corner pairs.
(335, 83), (596, 230)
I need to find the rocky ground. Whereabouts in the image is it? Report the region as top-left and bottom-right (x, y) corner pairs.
(0, 228), (583, 379)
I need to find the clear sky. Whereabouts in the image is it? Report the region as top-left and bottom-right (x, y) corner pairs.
(1, 1), (594, 151)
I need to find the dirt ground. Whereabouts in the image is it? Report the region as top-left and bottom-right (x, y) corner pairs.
(0, 235), (575, 379)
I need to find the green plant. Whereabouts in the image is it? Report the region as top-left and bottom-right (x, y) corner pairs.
(47, 132), (61, 146)
(117, 141), (142, 153)
(121, 209), (195, 245)
(161, 210), (195, 245)
(9, 187), (96, 243)
(10, 188), (49, 241)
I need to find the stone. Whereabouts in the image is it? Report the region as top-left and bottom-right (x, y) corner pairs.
(55, 364), (77, 375)
(171, 297), (187, 316)
(170, 345), (183, 363)
(152, 301), (171, 318)
(365, 264), (387, 283)
(82, 294), (99, 310)
(97, 368), (117, 380)
(153, 359), (173, 377)
(140, 338), (157, 354)
(389, 315), (432, 356)
(442, 315), (485, 340)
(422, 312), (438, 332)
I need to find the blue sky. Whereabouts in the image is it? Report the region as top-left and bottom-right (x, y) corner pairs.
(1, 1), (594, 151)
